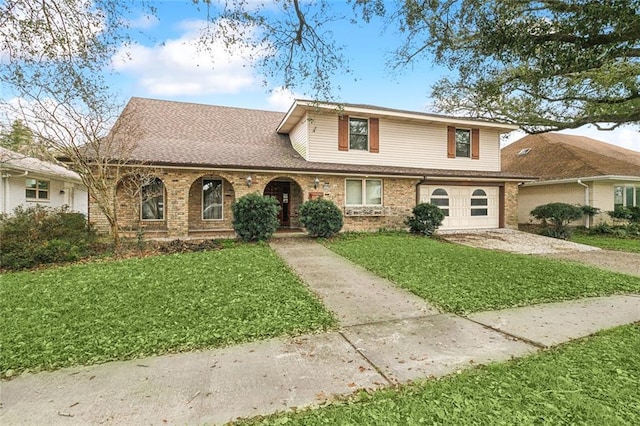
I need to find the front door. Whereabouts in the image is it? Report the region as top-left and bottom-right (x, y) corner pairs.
(264, 181), (290, 227)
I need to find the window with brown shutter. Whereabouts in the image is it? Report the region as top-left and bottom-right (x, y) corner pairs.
(471, 128), (480, 159)
(338, 115), (349, 151)
(369, 118), (379, 153)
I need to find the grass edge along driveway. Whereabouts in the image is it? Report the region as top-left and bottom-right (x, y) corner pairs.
(246, 323), (640, 425)
(327, 233), (640, 314)
(0, 244), (336, 377)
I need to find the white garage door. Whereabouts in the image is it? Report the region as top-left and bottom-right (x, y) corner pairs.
(419, 185), (499, 230)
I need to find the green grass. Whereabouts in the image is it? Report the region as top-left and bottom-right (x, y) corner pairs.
(571, 234), (640, 253)
(247, 324), (640, 425)
(0, 245), (335, 376)
(327, 234), (640, 314)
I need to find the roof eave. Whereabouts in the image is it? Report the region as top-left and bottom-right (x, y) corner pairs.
(523, 175), (640, 187)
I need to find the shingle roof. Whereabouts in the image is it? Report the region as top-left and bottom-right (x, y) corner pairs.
(501, 133), (640, 180)
(117, 97), (530, 180)
(0, 146), (81, 182)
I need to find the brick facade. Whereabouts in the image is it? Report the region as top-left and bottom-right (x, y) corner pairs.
(89, 167), (519, 238)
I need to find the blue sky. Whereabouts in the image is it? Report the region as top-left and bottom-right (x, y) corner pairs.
(110, 1), (639, 152)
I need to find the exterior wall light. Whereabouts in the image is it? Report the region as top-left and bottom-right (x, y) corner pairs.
(313, 178), (320, 189)
(246, 176), (252, 187)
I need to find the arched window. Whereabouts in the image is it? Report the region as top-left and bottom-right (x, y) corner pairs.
(471, 188), (488, 216)
(202, 178), (223, 220)
(141, 177), (164, 220)
(430, 188), (449, 216)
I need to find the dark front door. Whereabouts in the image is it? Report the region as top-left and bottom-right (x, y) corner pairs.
(264, 181), (291, 227)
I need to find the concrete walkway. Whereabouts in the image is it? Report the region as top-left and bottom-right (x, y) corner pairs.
(2, 239), (639, 425)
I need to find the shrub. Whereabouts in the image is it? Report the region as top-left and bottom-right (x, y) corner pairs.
(530, 202), (583, 239)
(0, 205), (93, 270)
(232, 193), (280, 242)
(609, 206), (640, 224)
(298, 198), (343, 238)
(405, 203), (445, 236)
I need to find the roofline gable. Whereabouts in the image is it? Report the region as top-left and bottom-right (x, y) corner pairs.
(277, 99), (520, 134)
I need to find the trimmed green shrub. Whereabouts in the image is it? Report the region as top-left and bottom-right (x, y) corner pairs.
(405, 203), (445, 236)
(0, 205), (94, 270)
(609, 206), (640, 224)
(232, 193), (280, 242)
(530, 202), (583, 239)
(299, 198), (344, 238)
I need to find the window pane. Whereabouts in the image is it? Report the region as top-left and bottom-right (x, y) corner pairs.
(26, 189), (37, 198)
(349, 118), (368, 150)
(365, 180), (382, 205)
(636, 188), (640, 207)
(471, 198), (488, 206)
(38, 190), (48, 199)
(614, 186), (623, 209)
(142, 178), (164, 220)
(38, 181), (49, 190)
(471, 208), (488, 216)
(472, 189), (486, 196)
(346, 180), (363, 205)
(203, 179), (223, 220)
(432, 188), (448, 196)
(626, 187), (634, 207)
(455, 129), (470, 157)
(430, 198), (449, 207)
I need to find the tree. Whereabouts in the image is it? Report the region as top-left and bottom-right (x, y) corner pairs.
(0, 1), (153, 247)
(393, 0), (640, 132)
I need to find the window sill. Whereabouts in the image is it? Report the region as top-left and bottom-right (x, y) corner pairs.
(344, 206), (387, 216)
(26, 199), (50, 202)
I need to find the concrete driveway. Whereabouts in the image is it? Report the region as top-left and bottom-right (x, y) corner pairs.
(438, 228), (601, 254)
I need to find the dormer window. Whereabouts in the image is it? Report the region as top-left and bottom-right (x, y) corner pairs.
(349, 118), (369, 150)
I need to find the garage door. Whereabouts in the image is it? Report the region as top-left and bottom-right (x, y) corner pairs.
(419, 185), (499, 230)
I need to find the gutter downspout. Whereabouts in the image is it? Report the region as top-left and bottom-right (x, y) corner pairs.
(577, 179), (590, 228)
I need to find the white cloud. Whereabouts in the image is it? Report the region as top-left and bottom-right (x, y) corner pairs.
(503, 125), (640, 152)
(112, 19), (262, 96)
(128, 13), (159, 30)
(267, 87), (297, 111)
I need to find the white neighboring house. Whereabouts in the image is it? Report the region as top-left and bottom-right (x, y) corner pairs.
(0, 146), (88, 216)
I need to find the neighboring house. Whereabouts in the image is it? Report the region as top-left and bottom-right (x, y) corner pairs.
(0, 146), (88, 216)
(91, 97), (530, 237)
(501, 133), (640, 226)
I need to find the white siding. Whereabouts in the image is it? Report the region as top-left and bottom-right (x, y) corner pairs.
(305, 113), (502, 171)
(289, 113), (309, 159)
(1, 174), (88, 216)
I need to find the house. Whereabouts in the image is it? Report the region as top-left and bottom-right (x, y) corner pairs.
(90, 97), (530, 237)
(501, 133), (640, 226)
(0, 146), (88, 216)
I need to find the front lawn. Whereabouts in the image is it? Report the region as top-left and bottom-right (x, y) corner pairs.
(0, 245), (335, 377)
(327, 233), (640, 314)
(249, 324), (640, 425)
(571, 234), (640, 253)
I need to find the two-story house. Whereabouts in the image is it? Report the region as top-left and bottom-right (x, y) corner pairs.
(90, 98), (528, 238)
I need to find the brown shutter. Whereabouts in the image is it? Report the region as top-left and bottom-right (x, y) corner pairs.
(369, 118), (379, 153)
(447, 126), (456, 158)
(338, 115), (349, 151)
(471, 128), (480, 159)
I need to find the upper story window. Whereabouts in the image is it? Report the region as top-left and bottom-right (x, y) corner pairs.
(202, 178), (223, 220)
(346, 179), (382, 205)
(141, 177), (164, 220)
(455, 129), (471, 158)
(349, 118), (369, 151)
(26, 178), (49, 200)
(448, 126), (479, 159)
